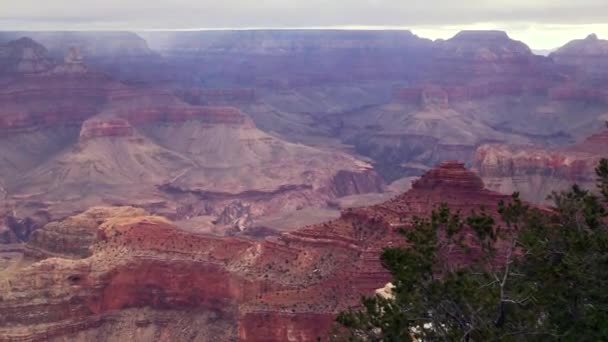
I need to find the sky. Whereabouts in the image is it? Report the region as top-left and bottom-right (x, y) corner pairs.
(1, 0), (608, 49)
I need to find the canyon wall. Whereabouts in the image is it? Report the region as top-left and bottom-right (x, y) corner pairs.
(0, 162), (526, 341)
(475, 129), (608, 203)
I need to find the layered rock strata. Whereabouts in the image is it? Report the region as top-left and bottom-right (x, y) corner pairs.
(0, 162), (526, 341)
(475, 129), (608, 203)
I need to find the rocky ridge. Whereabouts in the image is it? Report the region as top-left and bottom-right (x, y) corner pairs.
(0, 162), (523, 341)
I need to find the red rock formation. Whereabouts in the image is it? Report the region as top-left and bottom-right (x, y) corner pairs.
(0, 163), (526, 341)
(412, 161), (484, 191)
(79, 118), (134, 141)
(475, 129), (608, 203)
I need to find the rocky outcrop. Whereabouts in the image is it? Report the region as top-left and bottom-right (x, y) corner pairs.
(329, 169), (386, 197)
(412, 161), (484, 191)
(0, 37), (54, 75)
(0, 162), (525, 341)
(79, 117), (135, 141)
(0, 208), (51, 243)
(214, 201), (254, 232)
(475, 129), (608, 203)
(551, 34), (608, 82)
(25, 207), (148, 259)
(433, 31), (538, 82)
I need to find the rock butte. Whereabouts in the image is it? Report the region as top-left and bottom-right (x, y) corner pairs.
(0, 162), (528, 341)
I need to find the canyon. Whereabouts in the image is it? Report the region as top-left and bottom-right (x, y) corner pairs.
(1, 29), (608, 341)
(0, 162), (524, 341)
(0, 36), (384, 240)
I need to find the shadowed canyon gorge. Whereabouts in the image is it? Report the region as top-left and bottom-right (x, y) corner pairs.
(1, 29), (608, 341)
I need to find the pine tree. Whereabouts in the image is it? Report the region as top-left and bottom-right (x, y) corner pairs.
(335, 159), (608, 341)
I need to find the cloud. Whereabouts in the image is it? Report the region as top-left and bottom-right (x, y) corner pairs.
(1, 0), (607, 29)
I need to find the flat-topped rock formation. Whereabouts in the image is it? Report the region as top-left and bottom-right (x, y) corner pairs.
(412, 161), (485, 191)
(141, 30), (436, 86)
(79, 117), (135, 141)
(0, 162), (529, 341)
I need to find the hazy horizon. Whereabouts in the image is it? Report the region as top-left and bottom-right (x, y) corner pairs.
(1, 25), (607, 51)
(1, 0), (608, 50)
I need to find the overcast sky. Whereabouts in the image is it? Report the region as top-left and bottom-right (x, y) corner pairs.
(1, 0), (608, 49)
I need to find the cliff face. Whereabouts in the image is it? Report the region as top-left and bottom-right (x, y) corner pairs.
(9, 29), (596, 188)
(0, 162), (523, 341)
(475, 130), (608, 203)
(0, 37), (385, 235)
(391, 31), (555, 105)
(79, 117), (135, 141)
(141, 30), (436, 86)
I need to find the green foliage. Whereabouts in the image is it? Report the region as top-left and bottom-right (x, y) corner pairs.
(597, 159), (608, 202)
(335, 159), (608, 341)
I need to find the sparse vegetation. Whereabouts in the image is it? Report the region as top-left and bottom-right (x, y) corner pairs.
(335, 159), (608, 341)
